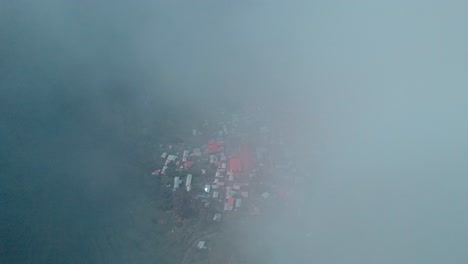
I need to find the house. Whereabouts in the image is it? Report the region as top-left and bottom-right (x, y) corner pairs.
(210, 155), (218, 163)
(192, 148), (201, 156)
(227, 198), (235, 209)
(226, 190), (236, 199)
(161, 152), (168, 159)
(228, 158), (242, 178)
(220, 153), (227, 162)
(186, 174), (192, 191)
(213, 191), (219, 198)
(213, 213), (222, 222)
(229, 158), (242, 172)
(224, 201), (234, 211)
(216, 181), (225, 186)
(197, 241), (206, 249)
(184, 161), (194, 169)
(167, 155), (178, 161)
(174, 177), (180, 189)
(206, 139), (224, 154)
(235, 198), (242, 208)
(241, 145), (255, 171)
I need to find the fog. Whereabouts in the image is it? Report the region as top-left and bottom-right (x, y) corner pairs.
(2, 1), (468, 263)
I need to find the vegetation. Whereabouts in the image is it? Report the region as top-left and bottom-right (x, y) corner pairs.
(173, 189), (196, 219)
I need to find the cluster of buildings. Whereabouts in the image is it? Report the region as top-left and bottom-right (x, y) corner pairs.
(151, 110), (300, 229)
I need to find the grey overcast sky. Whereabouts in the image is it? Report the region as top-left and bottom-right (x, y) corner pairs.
(1, 1), (468, 263)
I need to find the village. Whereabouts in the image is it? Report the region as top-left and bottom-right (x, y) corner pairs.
(148, 108), (303, 263)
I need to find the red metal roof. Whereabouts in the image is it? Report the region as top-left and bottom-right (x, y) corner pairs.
(227, 197), (235, 208)
(205, 140), (224, 154)
(184, 161), (194, 169)
(229, 158), (242, 172)
(241, 145), (255, 171)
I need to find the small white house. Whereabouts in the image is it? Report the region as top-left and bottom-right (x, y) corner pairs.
(209, 155), (218, 163)
(192, 148), (201, 156)
(161, 152), (167, 159)
(220, 153), (227, 162)
(186, 174), (192, 191)
(167, 155), (178, 161)
(197, 241), (206, 249)
(213, 213), (222, 222)
(235, 198), (242, 208)
(174, 177), (180, 189)
(186, 174), (192, 187)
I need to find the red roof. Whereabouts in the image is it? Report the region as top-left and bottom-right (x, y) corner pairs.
(227, 146), (256, 178)
(184, 161), (194, 169)
(205, 140), (224, 154)
(241, 145), (255, 171)
(227, 198), (235, 208)
(229, 158), (242, 172)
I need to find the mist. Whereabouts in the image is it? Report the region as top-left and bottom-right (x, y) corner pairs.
(1, 1), (468, 263)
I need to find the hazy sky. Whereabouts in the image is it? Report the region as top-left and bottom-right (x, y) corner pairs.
(1, 1), (468, 263)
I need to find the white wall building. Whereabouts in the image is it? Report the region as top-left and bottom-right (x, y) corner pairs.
(185, 174), (192, 191)
(174, 177), (180, 189)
